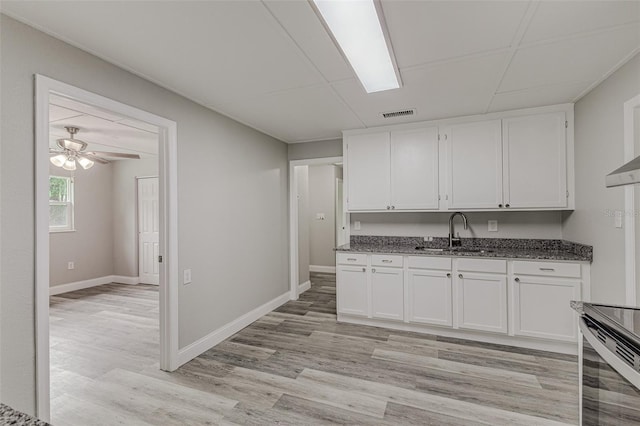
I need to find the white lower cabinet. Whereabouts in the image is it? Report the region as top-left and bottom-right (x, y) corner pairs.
(407, 269), (453, 327)
(336, 253), (589, 352)
(336, 265), (368, 317)
(455, 272), (508, 334)
(371, 267), (404, 321)
(511, 275), (581, 341)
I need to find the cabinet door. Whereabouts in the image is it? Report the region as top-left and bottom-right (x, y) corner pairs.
(390, 127), (439, 210)
(456, 272), (507, 334)
(337, 266), (369, 317)
(371, 267), (404, 321)
(503, 112), (567, 208)
(445, 120), (503, 209)
(512, 276), (580, 341)
(345, 133), (391, 211)
(407, 269), (452, 326)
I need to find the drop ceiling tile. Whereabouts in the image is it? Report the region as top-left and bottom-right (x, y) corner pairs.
(523, 1), (640, 44)
(262, 0), (354, 82)
(333, 52), (509, 128)
(215, 85), (363, 143)
(499, 24), (640, 93)
(488, 81), (591, 113)
(3, 1), (323, 107)
(382, 1), (527, 68)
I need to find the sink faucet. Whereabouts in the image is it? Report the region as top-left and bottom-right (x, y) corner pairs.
(449, 212), (469, 249)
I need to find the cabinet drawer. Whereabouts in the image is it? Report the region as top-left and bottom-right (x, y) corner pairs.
(512, 261), (581, 278)
(337, 253), (367, 266)
(456, 258), (506, 274)
(371, 254), (403, 268)
(408, 256), (451, 271)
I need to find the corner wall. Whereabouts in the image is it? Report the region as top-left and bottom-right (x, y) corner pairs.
(562, 53), (640, 304)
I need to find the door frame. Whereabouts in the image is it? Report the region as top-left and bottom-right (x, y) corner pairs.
(624, 93), (640, 305)
(289, 156), (344, 300)
(335, 177), (346, 247)
(35, 75), (180, 421)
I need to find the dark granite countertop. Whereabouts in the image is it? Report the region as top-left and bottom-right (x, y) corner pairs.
(0, 404), (49, 426)
(336, 236), (592, 262)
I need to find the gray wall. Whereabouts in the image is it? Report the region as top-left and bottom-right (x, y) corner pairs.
(296, 166), (310, 285)
(0, 15), (288, 413)
(562, 54), (640, 305)
(352, 211), (563, 240)
(112, 159), (159, 277)
(49, 163), (114, 287)
(309, 165), (340, 267)
(287, 139), (342, 160)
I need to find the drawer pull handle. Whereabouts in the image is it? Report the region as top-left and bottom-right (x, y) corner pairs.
(362, 267), (366, 272)
(458, 274), (463, 279)
(515, 277), (520, 282)
(446, 273), (451, 278)
(381, 259), (392, 263)
(347, 258), (357, 261)
(539, 268), (555, 272)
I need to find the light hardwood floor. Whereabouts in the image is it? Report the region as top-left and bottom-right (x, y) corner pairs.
(50, 273), (579, 425)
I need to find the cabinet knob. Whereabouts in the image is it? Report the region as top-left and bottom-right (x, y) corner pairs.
(498, 204), (503, 208)
(446, 273), (451, 278)
(372, 268), (376, 273)
(391, 205), (395, 209)
(458, 274), (463, 279)
(386, 205), (391, 210)
(362, 267), (366, 272)
(515, 277), (520, 282)
(505, 204), (510, 208)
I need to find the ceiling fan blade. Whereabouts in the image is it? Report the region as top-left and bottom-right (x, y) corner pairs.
(80, 153), (110, 164)
(85, 151), (141, 159)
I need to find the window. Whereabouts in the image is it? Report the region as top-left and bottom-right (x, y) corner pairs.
(49, 176), (74, 232)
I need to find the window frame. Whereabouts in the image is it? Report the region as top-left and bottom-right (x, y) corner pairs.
(49, 175), (75, 233)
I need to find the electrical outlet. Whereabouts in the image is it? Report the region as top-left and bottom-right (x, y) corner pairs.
(488, 220), (498, 232)
(184, 269), (192, 285)
(316, 213), (325, 220)
(423, 236), (434, 242)
(615, 211), (623, 228)
(354, 221), (361, 230)
(67, 261), (74, 270)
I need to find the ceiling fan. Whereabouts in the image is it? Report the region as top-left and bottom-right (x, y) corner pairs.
(50, 126), (141, 170)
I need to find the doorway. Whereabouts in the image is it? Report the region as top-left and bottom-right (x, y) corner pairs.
(289, 156), (345, 299)
(35, 75), (179, 421)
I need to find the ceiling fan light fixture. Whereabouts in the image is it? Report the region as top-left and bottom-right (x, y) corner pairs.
(62, 156), (77, 171)
(50, 154), (67, 167)
(77, 156), (95, 170)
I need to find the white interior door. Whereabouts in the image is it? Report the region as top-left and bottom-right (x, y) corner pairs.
(138, 177), (160, 285)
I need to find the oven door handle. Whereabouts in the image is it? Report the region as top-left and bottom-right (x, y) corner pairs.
(580, 318), (640, 390)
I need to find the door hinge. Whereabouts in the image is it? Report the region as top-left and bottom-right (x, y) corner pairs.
(565, 121), (568, 128)
(158, 255), (163, 263)
(566, 190), (569, 198)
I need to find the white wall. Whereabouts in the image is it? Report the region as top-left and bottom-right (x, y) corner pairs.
(562, 53), (640, 305)
(0, 14), (288, 414)
(351, 211), (563, 240)
(49, 163), (114, 287)
(288, 139), (342, 160)
(112, 159), (158, 278)
(296, 166), (310, 285)
(309, 165), (341, 267)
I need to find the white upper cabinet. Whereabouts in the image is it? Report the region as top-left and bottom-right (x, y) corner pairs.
(502, 112), (567, 208)
(345, 132), (391, 211)
(390, 127), (439, 210)
(445, 120), (503, 209)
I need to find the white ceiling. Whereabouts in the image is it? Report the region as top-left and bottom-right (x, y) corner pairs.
(49, 94), (159, 159)
(4, 1), (639, 143)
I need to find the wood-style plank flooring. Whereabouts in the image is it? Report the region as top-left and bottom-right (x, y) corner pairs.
(50, 273), (579, 425)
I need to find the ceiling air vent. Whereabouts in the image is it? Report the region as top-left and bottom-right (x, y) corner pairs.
(382, 109), (415, 119)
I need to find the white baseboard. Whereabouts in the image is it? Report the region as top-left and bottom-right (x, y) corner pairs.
(112, 275), (141, 285)
(177, 291), (290, 367)
(298, 280), (311, 294)
(50, 275), (141, 295)
(309, 265), (336, 273)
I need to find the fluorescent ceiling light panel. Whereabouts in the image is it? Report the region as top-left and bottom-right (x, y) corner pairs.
(313, 0), (400, 93)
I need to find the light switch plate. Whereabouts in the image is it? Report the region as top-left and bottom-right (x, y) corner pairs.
(67, 261), (74, 270)
(354, 221), (361, 230)
(488, 220), (498, 232)
(615, 211), (623, 228)
(184, 269), (192, 285)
